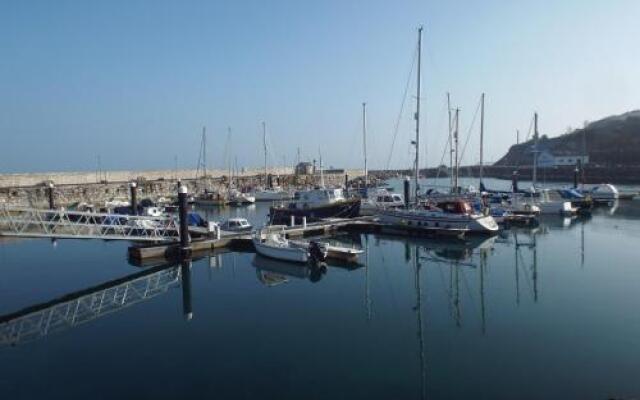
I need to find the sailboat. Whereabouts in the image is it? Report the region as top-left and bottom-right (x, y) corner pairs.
(526, 113), (575, 215)
(194, 126), (227, 206)
(379, 27), (499, 234)
(473, 94), (540, 220)
(252, 122), (293, 202)
(359, 101), (405, 215)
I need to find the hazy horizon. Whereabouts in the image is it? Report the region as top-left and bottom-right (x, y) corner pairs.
(2, 0), (639, 174)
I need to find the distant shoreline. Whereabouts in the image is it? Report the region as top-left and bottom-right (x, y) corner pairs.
(372, 165), (640, 185)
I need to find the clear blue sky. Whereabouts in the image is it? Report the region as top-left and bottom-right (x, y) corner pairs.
(1, 0), (639, 173)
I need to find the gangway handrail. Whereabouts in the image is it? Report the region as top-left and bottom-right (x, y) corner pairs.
(0, 205), (180, 242)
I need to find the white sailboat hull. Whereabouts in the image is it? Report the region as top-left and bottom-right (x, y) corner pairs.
(379, 209), (498, 233)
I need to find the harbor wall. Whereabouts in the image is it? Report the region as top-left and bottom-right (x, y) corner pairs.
(0, 168), (294, 188)
(0, 168), (365, 208)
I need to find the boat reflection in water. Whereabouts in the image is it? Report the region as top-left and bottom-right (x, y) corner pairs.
(0, 261), (193, 348)
(252, 254), (327, 286)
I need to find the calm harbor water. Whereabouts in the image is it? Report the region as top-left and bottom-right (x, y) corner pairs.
(2, 179), (640, 399)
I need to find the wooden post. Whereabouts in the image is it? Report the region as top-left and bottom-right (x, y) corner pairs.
(178, 185), (191, 257)
(47, 183), (55, 210)
(129, 182), (138, 215)
(404, 177), (410, 208)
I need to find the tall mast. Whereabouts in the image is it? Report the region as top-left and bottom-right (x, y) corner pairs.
(447, 92), (453, 192)
(362, 102), (368, 186)
(262, 121), (267, 184)
(319, 149), (325, 188)
(533, 112), (538, 188)
(227, 126), (232, 188)
(479, 93), (485, 188)
(234, 155), (238, 188)
(414, 26), (423, 206)
(454, 108), (460, 193)
(203, 126), (207, 179)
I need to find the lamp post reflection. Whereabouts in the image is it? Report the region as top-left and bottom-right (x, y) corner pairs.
(181, 259), (193, 321)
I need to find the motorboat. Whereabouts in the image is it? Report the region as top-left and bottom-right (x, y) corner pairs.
(507, 193), (541, 216)
(360, 188), (404, 216)
(194, 190), (227, 206)
(219, 218), (253, 232)
(485, 192), (540, 218)
(228, 189), (256, 206)
(269, 187), (361, 225)
(584, 184), (619, 204)
(288, 239), (361, 262)
(252, 228), (327, 263)
(557, 188), (593, 212)
(531, 188), (576, 215)
(142, 206), (165, 217)
(252, 187), (293, 202)
(379, 199), (499, 234)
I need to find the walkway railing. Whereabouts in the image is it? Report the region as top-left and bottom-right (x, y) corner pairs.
(0, 206), (179, 242)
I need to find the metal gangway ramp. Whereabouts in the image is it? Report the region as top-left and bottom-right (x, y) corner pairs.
(0, 265), (182, 347)
(0, 206), (179, 242)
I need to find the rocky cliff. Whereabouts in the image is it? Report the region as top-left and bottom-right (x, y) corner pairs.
(495, 110), (640, 167)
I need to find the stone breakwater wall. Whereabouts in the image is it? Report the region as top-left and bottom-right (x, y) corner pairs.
(0, 168), (293, 188)
(0, 168), (364, 208)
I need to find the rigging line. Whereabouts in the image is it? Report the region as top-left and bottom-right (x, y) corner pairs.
(524, 114), (535, 142)
(457, 96), (482, 167)
(385, 43), (419, 171)
(434, 96), (453, 181)
(512, 115), (536, 171)
(266, 132), (279, 169)
(435, 262), (453, 301)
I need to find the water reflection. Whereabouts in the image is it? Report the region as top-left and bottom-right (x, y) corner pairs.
(0, 262), (191, 347)
(513, 229), (538, 304)
(252, 254), (327, 285)
(180, 260), (193, 321)
(0, 210), (605, 398)
(413, 245), (426, 400)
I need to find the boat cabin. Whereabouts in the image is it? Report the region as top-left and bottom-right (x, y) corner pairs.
(291, 188), (346, 209)
(220, 218), (252, 231)
(376, 193), (404, 204)
(432, 200), (473, 215)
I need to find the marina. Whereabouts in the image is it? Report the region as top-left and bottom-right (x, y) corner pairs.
(3, 2), (640, 398)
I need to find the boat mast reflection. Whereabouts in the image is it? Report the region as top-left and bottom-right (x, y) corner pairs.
(413, 244), (426, 400)
(364, 234), (372, 321)
(513, 229), (538, 303)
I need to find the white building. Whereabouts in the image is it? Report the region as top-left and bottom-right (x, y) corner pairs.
(537, 150), (588, 167)
(553, 154), (589, 166)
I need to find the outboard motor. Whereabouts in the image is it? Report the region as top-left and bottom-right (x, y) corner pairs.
(309, 241), (327, 263)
